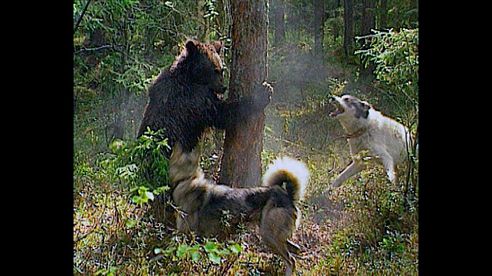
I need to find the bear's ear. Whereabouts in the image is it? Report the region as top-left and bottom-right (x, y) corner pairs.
(212, 41), (223, 54)
(185, 40), (198, 55)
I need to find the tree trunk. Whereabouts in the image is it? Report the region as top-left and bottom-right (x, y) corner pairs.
(313, 0), (325, 57)
(361, 0), (375, 35)
(198, 0), (209, 41)
(219, 0), (268, 188)
(360, 0), (376, 81)
(343, 0), (354, 57)
(111, 89), (131, 141)
(333, 0), (341, 41)
(109, 16), (132, 142)
(379, 0), (387, 30)
(272, 0), (286, 46)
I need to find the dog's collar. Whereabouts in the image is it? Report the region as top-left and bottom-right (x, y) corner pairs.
(343, 127), (367, 139)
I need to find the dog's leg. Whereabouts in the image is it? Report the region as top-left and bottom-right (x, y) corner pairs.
(287, 240), (301, 255)
(285, 256), (296, 276)
(332, 160), (365, 187)
(262, 235), (296, 276)
(260, 207), (297, 276)
(382, 157), (397, 184)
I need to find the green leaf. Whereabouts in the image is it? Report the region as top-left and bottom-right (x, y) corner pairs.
(204, 241), (218, 253)
(164, 246), (175, 257)
(176, 244), (189, 258)
(109, 139), (125, 153)
(191, 251), (201, 262)
(154, 248), (162, 255)
(229, 243), (242, 254)
(217, 248), (230, 256)
(131, 195), (142, 204)
(153, 185), (170, 195)
(208, 252), (221, 264)
(125, 219), (137, 229)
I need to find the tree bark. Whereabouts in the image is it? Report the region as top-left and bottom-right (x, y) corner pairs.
(219, 0), (269, 188)
(272, 0), (286, 46)
(361, 0), (375, 35)
(313, 0), (325, 57)
(379, 0), (387, 30)
(111, 89), (131, 141)
(110, 16), (132, 141)
(343, 0), (354, 57)
(360, 0), (376, 81)
(198, 0), (209, 41)
(333, 0), (341, 41)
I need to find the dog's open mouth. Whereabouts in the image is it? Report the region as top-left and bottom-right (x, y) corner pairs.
(329, 101), (345, 117)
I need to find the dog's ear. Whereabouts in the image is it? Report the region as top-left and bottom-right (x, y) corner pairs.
(355, 101), (371, 119)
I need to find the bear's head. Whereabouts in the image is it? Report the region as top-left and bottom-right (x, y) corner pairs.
(172, 39), (226, 96)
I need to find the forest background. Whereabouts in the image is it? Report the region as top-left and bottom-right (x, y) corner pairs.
(73, 0), (418, 274)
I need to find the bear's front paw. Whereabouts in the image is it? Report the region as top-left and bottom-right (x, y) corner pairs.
(254, 81), (273, 108)
(262, 81), (274, 96)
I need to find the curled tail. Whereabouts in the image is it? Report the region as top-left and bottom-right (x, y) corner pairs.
(262, 157), (309, 202)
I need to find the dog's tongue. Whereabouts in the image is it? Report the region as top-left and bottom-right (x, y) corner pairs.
(330, 109), (342, 117)
(328, 101), (344, 117)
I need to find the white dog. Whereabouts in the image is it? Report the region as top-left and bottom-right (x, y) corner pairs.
(328, 94), (413, 187)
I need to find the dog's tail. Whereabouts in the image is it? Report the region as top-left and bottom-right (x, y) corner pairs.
(262, 157), (309, 202)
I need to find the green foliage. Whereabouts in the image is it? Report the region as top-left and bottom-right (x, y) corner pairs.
(95, 266), (117, 276)
(384, 0), (419, 29)
(355, 28), (419, 123)
(73, 0), (211, 100)
(153, 236), (243, 269)
(130, 185), (155, 205)
(356, 28), (418, 99)
(321, 165), (418, 275)
(100, 128), (171, 201)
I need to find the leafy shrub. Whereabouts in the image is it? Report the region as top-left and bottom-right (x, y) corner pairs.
(323, 164), (418, 275)
(152, 235), (244, 274)
(356, 28), (418, 99)
(355, 28), (418, 125)
(100, 128), (171, 204)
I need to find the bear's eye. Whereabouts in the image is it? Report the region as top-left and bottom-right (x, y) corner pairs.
(344, 98), (350, 102)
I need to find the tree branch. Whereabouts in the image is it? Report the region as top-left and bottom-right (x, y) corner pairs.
(73, 0), (93, 34)
(74, 44), (114, 55)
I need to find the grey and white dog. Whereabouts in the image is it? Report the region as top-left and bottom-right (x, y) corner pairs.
(328, 94), (413, 187)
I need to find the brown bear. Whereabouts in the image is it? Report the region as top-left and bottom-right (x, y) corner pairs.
(138, 39), (271, 226)
(138, 39), (270, 154)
